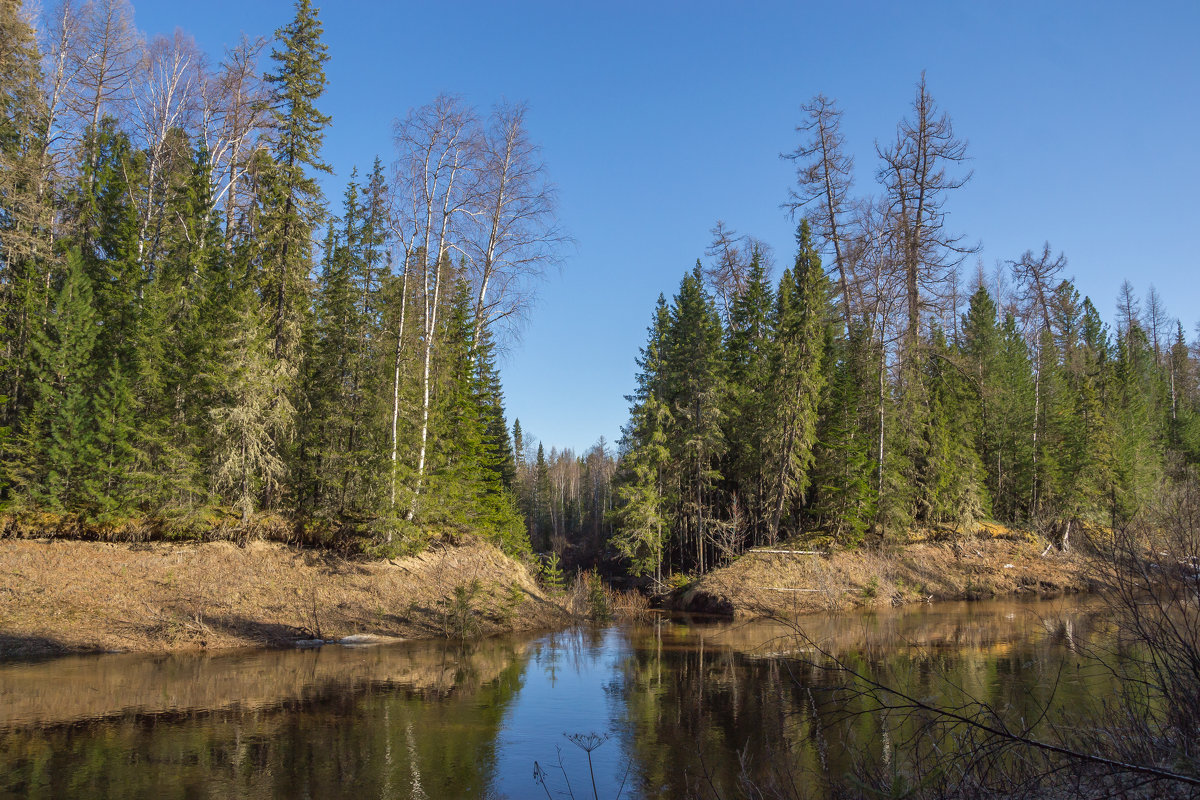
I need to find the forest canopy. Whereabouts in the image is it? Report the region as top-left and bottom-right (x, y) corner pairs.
(0, 0), (563, 554)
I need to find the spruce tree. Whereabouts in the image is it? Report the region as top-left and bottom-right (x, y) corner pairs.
(614, 296), (673, 580)
(262, 0), (331, 364)
(724, 252), (776, 545)
(20, 250), (101, 509)
(0, 0), (52, 439)
(764, 222), (828, 541)
(811, 324), (879, 544)
(663, 265), (726, 572)
(258, 0), (332, 510)
(534, 442), (551, 551)
(918, 326), (987, 528)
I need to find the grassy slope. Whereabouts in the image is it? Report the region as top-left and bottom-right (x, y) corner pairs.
(671, 527), (1094, 617)
(0, 535), (569, 660)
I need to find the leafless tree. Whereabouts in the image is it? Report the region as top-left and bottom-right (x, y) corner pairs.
(131, 28), (202, 266)
(1010, 242), (1067, 339)
(67, 0), (141, 150)
(1143, 285), (1170, 365)
(784, 93), (857, 327)
(876, 74), (977, 358)
(1116, 280), (1141, 360)
(391, 94), (478, 518)
(843, 196), (906, 495)
(702, 221), (772, 328)
(1009, 243), (1068, 513)
(463, 101), (566, 346)
(36, 0), (88, 202)
(198, 34), (269, 248)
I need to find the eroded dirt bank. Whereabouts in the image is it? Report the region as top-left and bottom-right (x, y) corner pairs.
(0, 536), (569, 660)
(670, 534), (1094, 617)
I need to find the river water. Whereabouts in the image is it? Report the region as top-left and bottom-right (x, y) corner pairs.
(0, 597), (1114, 799)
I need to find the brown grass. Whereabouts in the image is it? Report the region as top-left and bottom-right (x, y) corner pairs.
(670, 529), (1094, 617)
(0, 535), (570, 660)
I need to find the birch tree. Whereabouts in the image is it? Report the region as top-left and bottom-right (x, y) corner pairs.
(199, 34), (268, 247)
(465, 101), (564, 346)
(391, 94), (477, 518)
(130, 28), (201, 267)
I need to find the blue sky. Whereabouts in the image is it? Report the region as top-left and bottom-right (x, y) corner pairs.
(131, 0), (1200, 454)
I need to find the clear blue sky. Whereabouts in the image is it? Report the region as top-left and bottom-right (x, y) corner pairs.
(131, 0), (1200, 454)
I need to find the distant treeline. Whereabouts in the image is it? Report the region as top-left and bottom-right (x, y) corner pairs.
(0, 0), (563, 554)
(609, 83), (1199, 581)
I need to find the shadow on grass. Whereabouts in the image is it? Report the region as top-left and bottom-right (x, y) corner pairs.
(0, 633), (78, 663)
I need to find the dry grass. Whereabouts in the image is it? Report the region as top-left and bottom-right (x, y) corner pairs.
(0, 535), (570, 660)
(671, 529), (1093, 618)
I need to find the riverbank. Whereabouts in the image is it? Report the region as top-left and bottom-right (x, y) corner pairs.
(0, 536), (570, 660)
(670, 528), (1095, 617)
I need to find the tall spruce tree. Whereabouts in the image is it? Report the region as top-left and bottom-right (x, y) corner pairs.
(764, 221), (829, 541)
(724, 252), (776, 545)
(259, 0), (331, 509)
(663, 265), (726, 572)
(19, 250), (101, 509)
(614, 295), (673, 580)
(811, 323), (879, 544)
(0, 0), (52, 442)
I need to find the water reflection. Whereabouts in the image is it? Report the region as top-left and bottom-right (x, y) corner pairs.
(0, 598), (1113, 799)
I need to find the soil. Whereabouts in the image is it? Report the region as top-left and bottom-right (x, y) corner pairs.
(669, 530), (1095, 617)
(0, 535), (570, 660)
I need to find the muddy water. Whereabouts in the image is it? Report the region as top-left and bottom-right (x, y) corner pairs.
(0, 597), (1115, 799)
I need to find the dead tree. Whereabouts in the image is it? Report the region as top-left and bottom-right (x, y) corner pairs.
(876, 74), (976, 359)
(784, 93), (857, 327)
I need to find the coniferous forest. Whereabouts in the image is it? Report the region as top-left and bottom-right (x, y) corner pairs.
(610, 90), (1200, 583)
(2, 0), (1198, 581)
(0, 0), (566, 554)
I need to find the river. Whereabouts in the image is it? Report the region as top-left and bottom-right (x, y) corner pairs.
(0, 596), (1114, 799)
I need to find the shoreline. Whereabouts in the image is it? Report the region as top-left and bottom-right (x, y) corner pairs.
(1, 530), (1095, 663)
(0, 536), (570, 661)
(668, 534), (1093, 617)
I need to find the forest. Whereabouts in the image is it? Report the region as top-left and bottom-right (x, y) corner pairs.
(2, 0), (1197, 583)
(0, 0), (572, 555)
(609, 89), (1200, 583)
